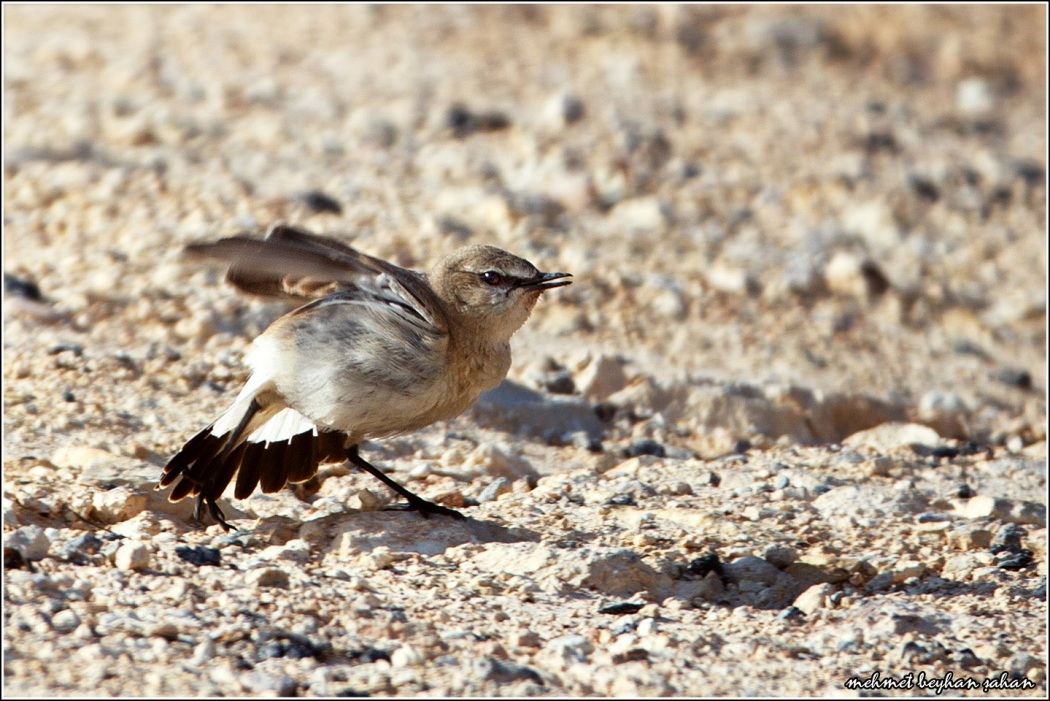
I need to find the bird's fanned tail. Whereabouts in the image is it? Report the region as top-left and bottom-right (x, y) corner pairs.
(159, 400), (347, 528)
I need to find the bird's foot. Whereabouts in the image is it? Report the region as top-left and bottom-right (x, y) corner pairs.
(382, 497), (465, 519)
(194, 493), (235, 531)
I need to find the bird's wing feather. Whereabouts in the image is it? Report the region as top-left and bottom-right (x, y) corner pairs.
(183, 223), (443, 322)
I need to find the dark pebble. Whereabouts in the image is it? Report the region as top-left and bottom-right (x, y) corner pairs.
(598, 601), (645, 615)
(58, 534), (104, 564)
(863, 130), (899, 154)
(912, 443), (969, 460)
(62, 390), (76, 403)
(350, 647), (391, 664)
(996, 550), (1034, 570)
(956, 484), (976, 499)
(48, 343), (83, 356)
(175, 545), (222, 567)
(3, 546), (30, 570)
(542, 370), (576, 395)
(256, 632), (326, 661)
(561, 95), (585, 124)
(990, 368), (1033, 390)
(593, 403), (617, 423)
(4, 273), (44, 301)
(571, 432), (603, 453)
(605, 494), (636, 507)
(686, 553), (723, 579)
(1015, 160), (1045, 186)
(776, 606), (805, 622)
(953, 341), (991, 359)
(474, 657), (543, 684)
(991, 523), (1026, 553)
(953, 647), (983, 669)
(611, 648), (649, 664)
(446, 104), (511, 138)
(627, 439), (666, 458)
(294, 190), (343, 215)
(908, 176), (941, 202)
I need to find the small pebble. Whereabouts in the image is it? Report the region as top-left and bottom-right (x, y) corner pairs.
(5, 525), (50, 561)
(114, 541), (149, 571)
(246, 567), (290, 588)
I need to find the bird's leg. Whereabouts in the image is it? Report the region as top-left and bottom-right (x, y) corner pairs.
(345, 445), (464, 519)
(194, 492), (234, 531)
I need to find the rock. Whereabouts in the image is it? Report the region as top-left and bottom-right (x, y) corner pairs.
(175, 545), (222, 567)
(50, 609), (81, 633)
(92, 487), (148, 524)
(241, 670), (298, 696)
(651, 285), (687, 320)
(56, 533), (104, 564)
(667, 382), (812, 447)
(575, 354), (628, 402)
(390, 644), (424, 667)
(476, 478), (512, 504)
(842, 422), (943, 454)
(474, 543), (671, 598)
(474, 657), (543, 684)
(462, 443), (536, 480)
(793, 582), (834, 614)
(474, 380), (604, 444)
(607, 197), (667, 234)
(1024, 528), (1046, 559)
(257, 539), (312, 563)
(812, 485), (928, 528)
(763, 545), (798, 569)
(541, 91), (585, 129)
(545, 634), (592, 662)
(791, 389), (906, 443)
(990, 523), (1026, 552)
(824, 250), (890, 299)
(947, 524), (995, 550)
(346, 489), (383, 512)
(704, 263), (755, 296)
(52, 446), (119, 469)
(246, 567), (290, 588)
(956, 78), (994, 115)
(722, 556), (781, 587)
(952, 496), (1046, 527)
(842, 200), (902, 251)
(114, 541), (150, 571)
(4, 525), (50, 561)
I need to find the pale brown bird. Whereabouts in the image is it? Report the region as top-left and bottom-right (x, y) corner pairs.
(159, 223), (571, 529)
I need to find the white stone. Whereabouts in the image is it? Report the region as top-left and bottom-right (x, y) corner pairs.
(5, 525), (51, 561)
(114, 541), (150, 571)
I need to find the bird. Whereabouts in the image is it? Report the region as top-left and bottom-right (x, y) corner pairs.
(158, 223), (572, 529)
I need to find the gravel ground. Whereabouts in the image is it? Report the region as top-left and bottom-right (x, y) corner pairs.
(3, 5), (1046, 697)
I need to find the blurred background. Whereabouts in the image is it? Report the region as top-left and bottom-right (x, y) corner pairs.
(4, 5), (1046, 452)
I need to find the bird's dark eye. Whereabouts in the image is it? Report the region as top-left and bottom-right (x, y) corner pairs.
(480, 271), (503, 286)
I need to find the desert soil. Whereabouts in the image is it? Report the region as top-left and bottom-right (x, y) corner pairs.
(3, 5), (1047, 697)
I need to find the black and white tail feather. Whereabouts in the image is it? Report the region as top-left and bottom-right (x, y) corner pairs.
(159, 382), (348, 529)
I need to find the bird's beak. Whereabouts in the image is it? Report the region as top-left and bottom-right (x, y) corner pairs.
(519, 271), (573, 291)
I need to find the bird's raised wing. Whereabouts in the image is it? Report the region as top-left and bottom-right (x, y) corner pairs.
(183, 223), (438, 311)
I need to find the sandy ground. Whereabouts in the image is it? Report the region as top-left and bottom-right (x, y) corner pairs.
(3, 5), (1047, 697)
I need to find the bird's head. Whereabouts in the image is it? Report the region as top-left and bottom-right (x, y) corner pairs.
(430, 244), (572, 342)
